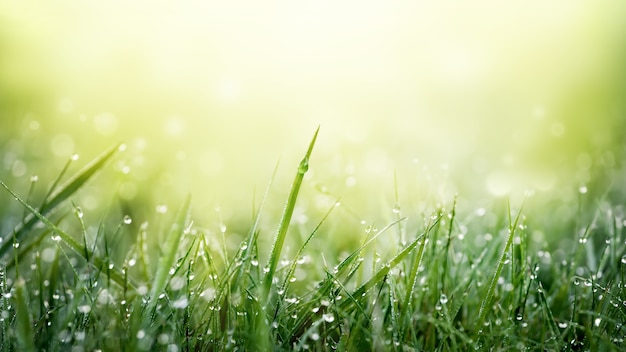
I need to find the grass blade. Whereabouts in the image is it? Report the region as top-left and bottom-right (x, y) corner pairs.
(401, 212), (442, 320)
(0, 143), (122, 259)
(149, 195), (192, 307)
(262, 126), (319, 301)
(476, 198), (526, 331)
(14, 277), (36, 351)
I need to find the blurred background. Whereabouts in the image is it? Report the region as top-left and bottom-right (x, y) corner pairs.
(1, 1), (626, 252)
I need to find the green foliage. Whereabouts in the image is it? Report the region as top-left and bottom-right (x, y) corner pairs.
(0, 135), (625, 351)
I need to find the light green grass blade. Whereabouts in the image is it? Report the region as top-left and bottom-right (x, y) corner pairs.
(401, 212), (442, 320)
(262, 126), (319, 301)
(477, 198), (525, 330)
(0, 180), (130, 288)
(0, 143), (121, 259)
(149, 195), (192, 306)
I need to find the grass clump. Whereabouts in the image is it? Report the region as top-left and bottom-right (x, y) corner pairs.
(0, 131), (625, 351)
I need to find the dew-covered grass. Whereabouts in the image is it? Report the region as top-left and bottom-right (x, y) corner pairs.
(1, 132), (626, 351)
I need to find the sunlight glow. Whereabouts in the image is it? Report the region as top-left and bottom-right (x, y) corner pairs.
(1, 0), (625, 205)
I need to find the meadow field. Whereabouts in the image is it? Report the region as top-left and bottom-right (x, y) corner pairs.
(1, 1), (626, 350)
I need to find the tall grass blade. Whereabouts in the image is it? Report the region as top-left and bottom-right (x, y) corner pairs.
(0, 143), (121, 259)
(477, 198), (525, 330)
(262, 126), (319, 301)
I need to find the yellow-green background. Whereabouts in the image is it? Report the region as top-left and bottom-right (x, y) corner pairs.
(1, 1), (625, 236)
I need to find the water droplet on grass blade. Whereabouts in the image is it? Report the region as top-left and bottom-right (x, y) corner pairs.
(439, 294), (448, 304)
(322, 313), (335, 323)
(123, 215), (132, 225)
(172, 297), (189, 309)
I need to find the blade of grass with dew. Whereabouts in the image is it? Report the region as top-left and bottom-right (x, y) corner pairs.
(284, 217), (408, 340)
(401, 212), (442, 325)
(274, 198), (338, 319)
(286, 216), (408, 340)
(148, 195), (192, 310)
(0, 180), (130, 288)
(441, 196), (457, 293)
(341, 214), (441, 312)
(476, 198), (526, 331)
(262, 126), (319, 302)
(14, 277), (36, 351)
(0, 143), (122, 259)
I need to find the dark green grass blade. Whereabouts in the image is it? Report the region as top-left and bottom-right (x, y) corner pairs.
(14, 278), (36, 351)
(0, 180), (130, 288)
(0, 143), (121, 259)
(262, 126), (319, 301)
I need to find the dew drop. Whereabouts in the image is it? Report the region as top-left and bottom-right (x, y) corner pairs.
(172, 297), (189, 309)
(439, 294), (448, 305)
(123, 215), (132, 225)
(136, 330), (146, 339)
(322, 313), (335, 323)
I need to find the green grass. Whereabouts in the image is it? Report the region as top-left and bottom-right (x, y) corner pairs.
(0, 132), (625, 351)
